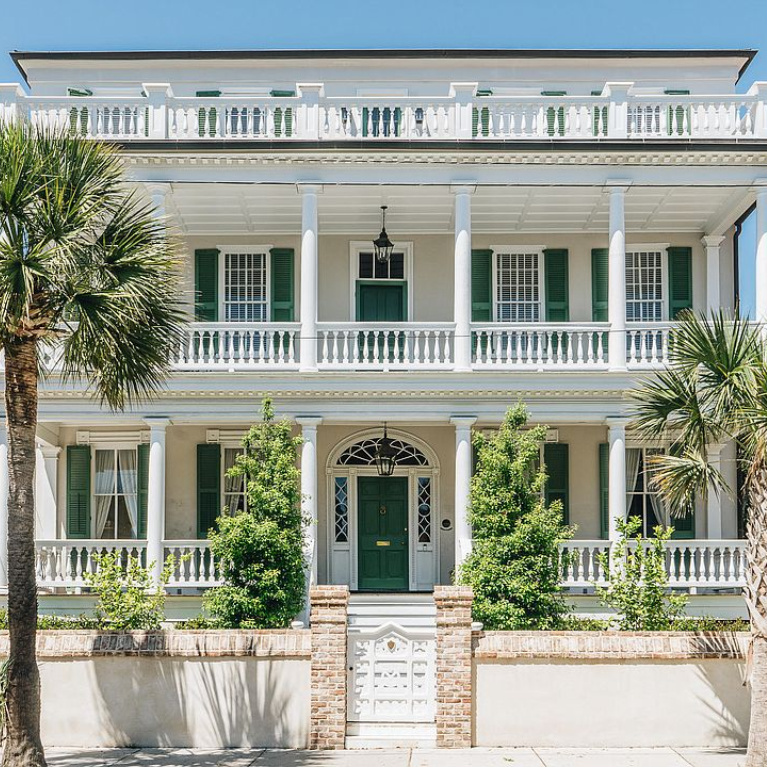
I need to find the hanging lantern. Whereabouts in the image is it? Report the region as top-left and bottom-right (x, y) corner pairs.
(373, 205), (395, 264)
(374, 424), (397, 477)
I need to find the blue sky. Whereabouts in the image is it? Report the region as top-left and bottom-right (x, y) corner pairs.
(2, 0), (765, 313)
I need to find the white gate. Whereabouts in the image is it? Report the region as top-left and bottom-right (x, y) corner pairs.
(347, 622), (436, 723)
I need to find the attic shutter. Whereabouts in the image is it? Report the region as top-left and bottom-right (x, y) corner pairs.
(196, 90), (220, 137)
(472, 91), (492, 138)
(471, 249), (493, 322)
(270, 248), (295, 321)
(544, 249), (570, 322)
(665, 90), (690, 135)
(197, 443), (221, 539)
(137, 443), (149, 539)
(542, 91), (566, 137)
(544, 443), (570, 523)
(668, 246), (693, 319)
(591, 90), (608, 137)
(269, 90), (295, 138)
(591, 248), (609, 321)
(599, 442), (609, 539)
(194, 249), (219, 321)
(66, 445), (91, 539)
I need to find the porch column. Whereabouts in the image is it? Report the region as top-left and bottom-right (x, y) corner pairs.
(707, 444), (723, 539)
(756, 188), (767, 324)
(608, 184), (628, 370)
(453, 186), (475, 372)
(297, 417), (322, 613)
(703, 235), (724, 315)
(34, 445), (60, 540)
(299, 185), (320, 372)
(0, 425), (8, 590)
(607, 418), (628, 549)
(451, 416), (477, 568)
(144, 418), (170, 589)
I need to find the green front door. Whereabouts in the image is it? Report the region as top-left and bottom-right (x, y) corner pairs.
(358, 476), (409, 591)
(356, 282), (406, 322)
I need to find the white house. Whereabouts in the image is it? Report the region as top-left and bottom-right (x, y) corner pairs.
(0, 47), (764, 613)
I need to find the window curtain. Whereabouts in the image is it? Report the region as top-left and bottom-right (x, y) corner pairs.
(118, 449), (138, 538)
(646, 456), (672, 527)
(224, 448), (245, 513)
(625, 448), (642, 516)
(94, 450), (115, 538)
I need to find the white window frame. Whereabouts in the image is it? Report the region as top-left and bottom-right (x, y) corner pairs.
(218, 246), (272, 323)
(91, 443), (140, 541)
(491, 246), (546, 324)
(349, 241), (414, 321)
(221, 445), (248, 516)
(625, 244), (669, 323)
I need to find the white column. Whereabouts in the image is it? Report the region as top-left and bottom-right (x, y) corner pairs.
(702, 235), (724, 315)
(453, 186), (475, 372)
(607, 419), (628, 548)
(756, 188), (767, 323)
(608, 185), (628, 370)
(299, 185), (320, 372)
(451, 416), (477, 569)
(0, 425), (8, 590)
(297, 417), (321, 617)
(144, 418), (170, 589)
(707, 444), (723, 539)
(34, 445), (60, 540)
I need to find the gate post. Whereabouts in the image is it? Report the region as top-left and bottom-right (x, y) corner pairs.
(434, 585), (474, 748)
(310, 585), (349, 749)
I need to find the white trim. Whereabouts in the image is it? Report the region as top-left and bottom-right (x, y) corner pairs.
(76, 430), (147, 445)
(90, 445), (140, 542)
(217, 245), (272, 323)
(624, 245), (669, 323)
(491, 246), (546, 324)
(349, 241), (414, 321)
(206, 428), (246, 446)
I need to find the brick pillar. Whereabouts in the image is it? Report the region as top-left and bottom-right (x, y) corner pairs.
(434, 585), (474, 748)
(310, 585), (349, 749)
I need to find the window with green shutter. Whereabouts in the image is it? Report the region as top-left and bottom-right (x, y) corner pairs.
(197, 443), (221, 539)
(668, 246), (693, 318)
(471, 249), (493, 322)
(270, 248), (295, 321)
(665, 90), (690, 135)
(591, 248), (609, 321)
(472, 90), (493, 138)
(270, 90), (296, 137)
(196, 90), (221, 137)
(544, 249), (569, 322)
(137, 443), (149, 539)
(544, 443), (570, 523)
(599, 442), (609, 539)
(66, 445), (91, 539)
(591, 90), (608, 137)
(542, 91), (566, 137)
(194, 249), (219, 321)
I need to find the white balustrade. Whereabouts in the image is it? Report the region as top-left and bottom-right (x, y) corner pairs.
(317, 323), (454, 370)
(471, 324), (609, 368)
(27, 99), (149, 138)
(168, 98), (297, 139)
(626, 323), (672, 367)
(164, 540), (222, 588)
(560, 541), (610, 587)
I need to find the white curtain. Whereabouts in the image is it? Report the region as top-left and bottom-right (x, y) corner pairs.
(224, 448), (245, 514)
(625, 448), (642, 516)
(646, 456), (672, 527)
(118, 450), (138, 538)
(94, 450), (115, 538)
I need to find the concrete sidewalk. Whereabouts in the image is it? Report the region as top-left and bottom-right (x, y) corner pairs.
(40, 747), (747, 766)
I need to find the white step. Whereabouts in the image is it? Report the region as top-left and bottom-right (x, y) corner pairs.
(347, 593), (436, 629)
(345, 722), (437, 749)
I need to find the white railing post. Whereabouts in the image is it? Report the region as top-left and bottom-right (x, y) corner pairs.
(748, 82), (767, 138)
(702, 235), (724, 315)
(756, 186), (767, 325)
(0, 84), (24, 125)
(707, 444), (724, 539)
(296, 83), (324, 140)
(608, 183), (629, 370)
(0, 424), (8, 591)
(299, 184), (321, 371)
(607, 419), (628, 559)
(297, 416), (321, 619)
(453, 185), (475, 371)
(144, 418), (170, 590)
(450, 83), (478, 139)
(141, 83), (172, 139)
(452, 416), (477, 568)
(602, 82), (633, 139)
(34, 444), (60, 540)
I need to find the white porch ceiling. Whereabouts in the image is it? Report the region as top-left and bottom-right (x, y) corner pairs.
(158, 183), (750, 236)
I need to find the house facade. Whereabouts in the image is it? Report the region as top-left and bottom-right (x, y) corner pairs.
(1, 47), (765, 612)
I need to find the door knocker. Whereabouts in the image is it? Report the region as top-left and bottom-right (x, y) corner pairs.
(379, 505), (387, 515)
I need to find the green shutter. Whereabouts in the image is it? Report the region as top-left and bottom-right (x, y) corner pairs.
(472, 91), (492, 138)
(544, 443), (570, 524)
(591, 90), (608, 137)
(544, 249), (570, 322)
(599, 442), (609, 539)
(194, 249), (219, 321)
(196, 91), (220, 137)
(197, 443), (221, 539)
(668, 246), (693, 319)
(665, 90), (690, 135)
(591, 248), (609, 321)
(671, 509), (695, 539)
(66, 446), (91, 539)
(270, 248), (295, 321)
(274, 107), (293, 138)
(137, 443), (149, 539)
(542, 91), (566, 137)
(471, 249), (493, 322)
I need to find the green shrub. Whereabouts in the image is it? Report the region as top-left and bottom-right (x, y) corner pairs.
(204, 399), (306, 628)
(458, 403), (574, 630)
(596, 516), (688, 631)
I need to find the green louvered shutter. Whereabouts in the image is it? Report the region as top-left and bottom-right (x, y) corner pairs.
(591, 90), (607, 137)
(668, 246), (693, 319)
(270, 90), (295, 138)
(196, 90), (220, 137)
(194, 249), (219, 321)
(472, 91), (492, 138)
(270, 248), (295, 321)
(599, 442), (609, 539)
(542, 91), (566, 137)
(665, 90), (690, 135)
(544, 443), (570, 523)
(671, 509), (695, 539)
(136, 443), (149, 539)
(591, 248), (609, 321)
(545, 249), (570, 322)
(67, 88), (91, 137)
(471, 249), (493, 321)
(66, 445), (91, 539)
(197, 443), (221, 539)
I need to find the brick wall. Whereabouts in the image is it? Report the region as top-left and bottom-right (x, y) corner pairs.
(434, 584), (474, 748)
(309, 585), (349, 750)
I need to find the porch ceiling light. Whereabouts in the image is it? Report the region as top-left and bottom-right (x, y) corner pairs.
(373, 205), (395, 264)
(375, 424), (397, 477)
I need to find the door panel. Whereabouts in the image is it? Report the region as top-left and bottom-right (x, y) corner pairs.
(358, 476), (409, 591)
(356, 283), (406, 322)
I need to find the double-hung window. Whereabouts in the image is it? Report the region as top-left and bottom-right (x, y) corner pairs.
(494, 251), (541, 323)
(625, 249), (665, 322)
(223, 447), (247, 515)
(93, 448), (139, 540)
(626, 447), (669, 536)
(223, 250), (268, 322)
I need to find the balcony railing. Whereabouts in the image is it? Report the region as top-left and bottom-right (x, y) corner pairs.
(5, 85), (765, 142)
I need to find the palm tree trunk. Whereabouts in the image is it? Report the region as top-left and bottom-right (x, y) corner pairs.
(2, 338), (46, 767)
(745, 467), (767, 767)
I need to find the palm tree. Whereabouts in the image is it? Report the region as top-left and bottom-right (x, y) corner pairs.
(633, 311), (767, 766)
(0, 121), (185, 767)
